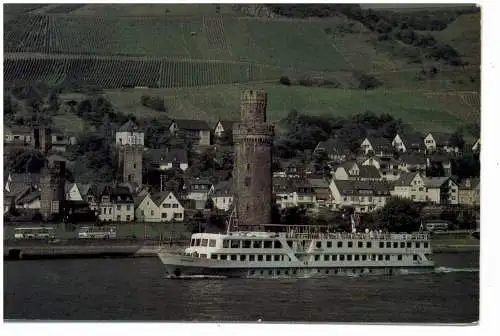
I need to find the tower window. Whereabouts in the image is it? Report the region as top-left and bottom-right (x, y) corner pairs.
(133, 163), (137, 169)
(244, 177), (251, 186)
(247, 163), (250, 171)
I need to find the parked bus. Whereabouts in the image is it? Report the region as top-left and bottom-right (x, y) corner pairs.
(13, 227), (56, 240)
(77, 226), (117, 239)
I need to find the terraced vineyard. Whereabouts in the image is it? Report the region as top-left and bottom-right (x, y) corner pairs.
(3, 57), (284, 88)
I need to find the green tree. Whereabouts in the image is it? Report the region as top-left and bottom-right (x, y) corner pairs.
(376, 197), (422, 233)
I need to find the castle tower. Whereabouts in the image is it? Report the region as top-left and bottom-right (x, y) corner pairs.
(116, 120), (144, 187)
(233, 90), (274, 230)
(40, 160), (66, 220)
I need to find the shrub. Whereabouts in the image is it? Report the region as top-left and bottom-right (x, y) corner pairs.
(279, 76), (291, 86)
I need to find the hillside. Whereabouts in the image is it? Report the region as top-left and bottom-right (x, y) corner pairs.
(3, 3), (481, 135)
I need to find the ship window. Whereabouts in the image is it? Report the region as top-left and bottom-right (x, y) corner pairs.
(201, 239), (208, 247)
(285, 270), (289, 275)
(231, 240), (240, 248)
(274, 255), (280, 261)
(367, 242), (372, 248)
(371, 255), (376, 261)
(195, 239), (201, 246)
(277, 270), (281, 276)
(242, 240), (251, 248)
(249, 270), (254, 275)
(347, 255), (352, 261)
(407, 242), (412, 248)
(326, 241), (332, 248)
(221, 255), (227, 260)
(398, 255), (402, 261)
(348, 241), (353, 248)
(354, 254), (359, 261)
(337, 241), (343, 248)
(332, 255), (337, 261)
(253, 241), (262, 248)
(358, 241), (363, 248)
(334, 269), (338, 274)
(413, 255), (418, 261)
(416, 242), (420, 248)
(378, 255), (383, 261)
(400, 242), (405, 248)
(393, 242), (398, 248)
(200, 254), (207, 258)
(385, 255), (390, 261)
(241, 255), (246, 261)
(386, 242), (391, 248)
(209, 239), (216, 247)
(264, 241), (273, 248)
(293, 269), (297, 275)
(223, 240), (230, 248)
(339, 255), (345, 261)
(316, 241), (322, 248)
(379, 242), (384, 248)
(211, 254), (217, 259)
(362, 255), (367, 261)
(424, 242), (429, 248)
(274, 241), (282, 249)
(315, 255), (320, 261)
(324, 255), (330, 261)
(269, 270), (273, 275)
(266, 255), (272, 261)
(258, 255), (264, 261)
(249, 255), (255, 261)
(287, 240), (293, 248)
(325, 270), (329, 274)
(231, 255), (237, 261)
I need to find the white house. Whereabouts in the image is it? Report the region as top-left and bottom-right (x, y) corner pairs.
(424, 132), (458, 153)
(391, 172), (427, 202)
(333, 162), (381, 181)
(66, 183), (83, 201)
(152, 191), (185, 222)
(361, 156), (400, 181)
(159, 148), (189, 171)
(169, 119), (211, 146)
(98, 185), (135, 222)
(273, 178), (317, 210)
(186, 179), (214, 209)
(134, 192), (161, 222)
(329, 179), (391, 213)
(211, 181), (233, 211)
(214, 120), (237, 137)
(392, 133), (425, 153)
(424, 177), (459, 205)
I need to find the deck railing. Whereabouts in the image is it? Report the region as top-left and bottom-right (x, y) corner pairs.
(285, 232), (430, 241)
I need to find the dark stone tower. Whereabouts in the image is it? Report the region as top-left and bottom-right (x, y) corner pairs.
(40, 160), (66, 220)
(233, 89), (274, 230)
(116, 120), (144, 187)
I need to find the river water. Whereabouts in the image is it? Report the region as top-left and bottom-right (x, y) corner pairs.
(3, 252), (479, 323)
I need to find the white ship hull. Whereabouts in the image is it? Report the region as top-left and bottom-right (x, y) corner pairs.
(158, 252), (435, 279)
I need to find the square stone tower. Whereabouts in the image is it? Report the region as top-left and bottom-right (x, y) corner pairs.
(40, 160), (66, 220)
(116, 120), (144, 187)
(233, 90), (274, 230)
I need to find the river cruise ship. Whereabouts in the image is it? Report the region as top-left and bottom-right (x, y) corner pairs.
(157, 222), (435, 278)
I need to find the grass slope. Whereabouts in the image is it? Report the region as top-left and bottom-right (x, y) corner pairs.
(104, 84), (474, 133)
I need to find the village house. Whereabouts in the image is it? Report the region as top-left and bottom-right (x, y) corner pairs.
(273, 178), (317, 210)
(273, 159), (308, 178)
(185, 179), (214, 210)
(98, 185), (135, 222)
(333, 161), (381, 181)
(169, 119), (211, 146)
(427, 154), (453, 177)
(361, 156), (400, 181)
(211, 180), (233, 211)
(50, 132), (77, 152)
(360, 136), (394, 157)
(308, 178), (332, 208)
(424, 177), (459, 205)
(397, 153), (427, 173)
(15, 190), (41, 211)
(458, 178), (480, 206)
(392, 133), (425, 153)
(391, 172), (427, 202)
(146, 148), (189, 171)
(214, 120), (237, 137)
(424, 132), (459, 153)
(329, 179), (391, 213)
(313, 138), (351, 163)
(3, 126), (33, 145)
(134, 191), (160, 222)
(151, 191), (185, 222)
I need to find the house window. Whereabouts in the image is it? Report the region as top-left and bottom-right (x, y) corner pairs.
(126, 215), (131, 221)
(348, 241), (353, 248)
(117, 205), (121, 211)
(117, 215), (121, 221)
(209, 240), (216, 247)
(103, 208), (107, 214)
(326, 241), (332, 248)
(126, 205), (131, 211)
(337, 241), (342, 248)
(316, 241), (322, 248)
(379, 242), (384, 248)
(163, 204), (171, 208)
(174, 213), (183, 219)
(151, 210), (154, 216)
